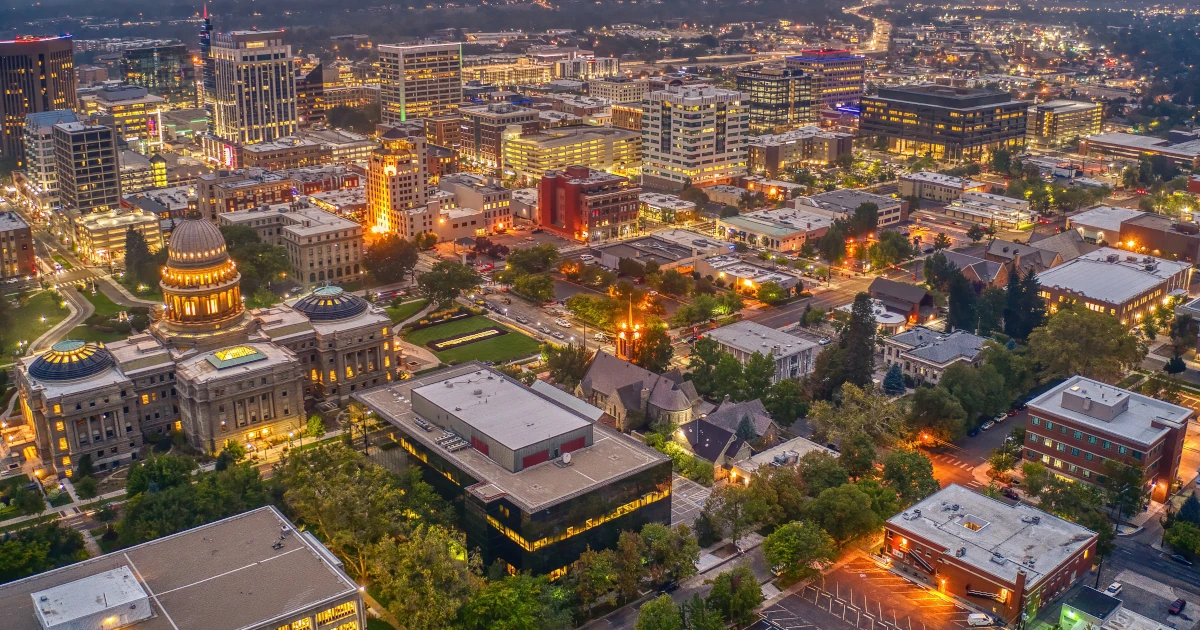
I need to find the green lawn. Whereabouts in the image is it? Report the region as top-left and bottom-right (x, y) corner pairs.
(119, 278), (163, 301)
(51, 255), (72, 270)
(404, 315), (541, 365)
(366, 619), (396, 630)
(386, 299), (429, 324)
(7, 291), (70, 354)
(67, 326), (130, 345)
(80, 288), (124, 318)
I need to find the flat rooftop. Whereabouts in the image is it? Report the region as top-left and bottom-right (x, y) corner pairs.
(1028, 375), (1191, 447)
(0, 507), (358, 630)
(1035, 99), (1100, 113)
(748, 125), (852, 146)
(887, 484), (1096, 589)
(1068, 206), (1146, 233)
(901, 171), (985, 188)
(706, 320), (816, 358)
(1036, 248), (1190, 305)
(800, 189), (902, 213)
(355, 363), (670, 512)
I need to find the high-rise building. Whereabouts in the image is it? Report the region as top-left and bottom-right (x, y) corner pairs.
(205, 30), (297, 162)
(860, 85), (1028, 160)
(1026, 99), (1103, 148)
(85, 85), (166, 152)
(785, 49), (866, 109)
(53, 122), (121, 215)
(0, 35), (77, 163)
(378, 43), (462, 124)
(15, 109), (78, 212)
(641, 85), (749, 190)
(199, 6), (215, 119)
(296, 61), (325, 128)
(736, 66), (814, 133)
(366, 128), (429, 237)
(502, 125), (641, 184)
(538, 165), (640, 242)
(588, 77), (649, 104)
(459, 102), (538, 172)
(120, 43), (197, 107)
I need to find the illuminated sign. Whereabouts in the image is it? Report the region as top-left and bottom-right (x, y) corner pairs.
(214, 346), (259, 361)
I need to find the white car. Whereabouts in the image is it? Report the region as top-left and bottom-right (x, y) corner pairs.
(967, 613), (995, 627)
(555, 318), (571, 328)
(1104, 582), (1123, 597)
(648, 290), (659, 296)
(552, 331), (566, 340)
(579, 254), (595, 262)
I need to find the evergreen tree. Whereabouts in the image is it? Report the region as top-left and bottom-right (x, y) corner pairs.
(841, 293), (877, 387)
(1180, 494), (1200, 525)
(946, 272), (977, 332)
(735, 415), (757, 441)
(1002, 267), (1024, 338)
(1016, 268), (1046, 339)
(882, 364), (905, 395)
(124, 227), (152, 285)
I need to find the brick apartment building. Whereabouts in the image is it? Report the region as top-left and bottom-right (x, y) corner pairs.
(1025, 376), (1192, 502)
(537, 166), (640, 242)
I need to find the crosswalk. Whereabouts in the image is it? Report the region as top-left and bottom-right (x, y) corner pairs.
(929, 452), (985, 490)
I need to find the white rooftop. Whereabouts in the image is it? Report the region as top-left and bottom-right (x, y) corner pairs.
(32, 566), (151, 630)
(901, 171), (985, 189)
(887, 484), (1097, 589)
(1028, 375), (1191, 447)
(640, 192), (696, 211)
(1036, 248), (1190, 305)
(1068, 206), (1146, 234)
(733, 436), (837, 477)
(706, 320), (817, 359)
(747, 125), (852, 146)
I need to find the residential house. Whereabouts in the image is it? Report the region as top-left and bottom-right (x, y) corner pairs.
(882, 327), (987, 385)
(985, 238), (1063, 275)
(868, 277), (936, 325)
(576, 351), (702, 432)
(704, 397), (781, 445)
(675, 418), (752, 478)
(940, 250), (1009, 290)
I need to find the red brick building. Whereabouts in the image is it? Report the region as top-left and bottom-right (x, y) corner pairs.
(884, 485), (1097, 624)
(537, 166), (640, 242)
(1025, 375), (1191, 502)
(0, 212), (35, 279)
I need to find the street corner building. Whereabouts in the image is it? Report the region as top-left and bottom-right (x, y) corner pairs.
(0, 506), (366, 630)
(1025, 376), (1192, 503)
(884, 484), (1098, 624)
(354, 363), (673, 577)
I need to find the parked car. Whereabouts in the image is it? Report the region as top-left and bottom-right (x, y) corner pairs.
(1172, 554), (1194, 566)
(552, 331), (566, 340)
(540, 326), (552, 334)
(1104, 582), (1123, 597)
(594, 332), (607, 342)
(818, 337), (831, 345)
(1002, 487), (1020, 500)
(967, 613), (995, 627)
(981, 420), (995, 431)
(967, 427), (981, 437)
(1170, 599), (1187, 615)
(993, 413), (1007, 424)
(555, 318), (571, 328)
(579, 254), (595, 262)
(515, 316), (528, 324)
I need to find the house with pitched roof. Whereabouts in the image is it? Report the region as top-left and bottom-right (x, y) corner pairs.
(576, 351), (703, 432)
(868, 277), (936, 325)
(883, 326), (987, 384)
(985, 238), (1063, 275)
(704, 397), (781, 445)
(941, 250), (1010, 290)
(675, 418), (752, 477)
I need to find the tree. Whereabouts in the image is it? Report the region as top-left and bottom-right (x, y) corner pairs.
(506, 244), (559, 274)
(0, 523), (88, 585)
(706, 566), (762, 625)
(1028, 306), (1145, 383)
(940, 363), (1008, 421)
(371, 524), (482, 630)
(806, 483), (880, 545)
(641, 522), (700, 584)
(819, 223), (848, 264)
(848, 203), (879, 237)
(1166, 521), (1200, 557)
(707, 483), (758, 546)
(632, 318), (674, 373)
(809, 383), (904, 445)
(456, 574), (571, 630)
(542, 342), (593, 389)
(1166, 355), (1187, 375)
(512, 274), (556, 302)
(840, 431), (877, 481)
(868, 231), (914, 269)
(569, 547), (617, 613)
(980, 341), (1034, 403)
(746, 465), (808, 529)
(126, 453), (197, 495)
(362, 234), (419, 283)
(679, 187), (710, 206)
(882, 450), (940, 506)
(756, 281), (786, 305)
(1171, 314), (1199, 356)
(123, 227), (154, 286)
(882, 364), (905, 395)
(680, 594), (725, 630)
(1102, 460), (1150, 519)
(946, 272), (977, 332)
(305, 414), (326, 438)
(796, 451), (850, 497)
(1179, 495), (1200, 525)
(220, 226), (290, 293)
(1016, 267), (1046, 337)
(688, 337), (723, 396)
(923, 252), (959, 291)
(742, 351), (776, 401)
(118, 461), (270, 547)
(1022, 462), (1050, 497)
(905, 386), (968, 441)
(987, 450), (1016, 480)
(419, 261), (482, 303)
(74, 476), (98, 499)
(976, 286), (1006, 335)
(965, 224), (985, 243)
(763, 520), (837, 581)
(763, 379), (807, 426)
(615, 530), (646, 603)
(932, 233), (952, 251)
(660, 269), (692, 296)
(637, 595), (682, 630)
(840, 293), (877, 388)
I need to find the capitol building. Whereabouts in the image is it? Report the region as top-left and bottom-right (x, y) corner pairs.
(15, 220), (398, 477)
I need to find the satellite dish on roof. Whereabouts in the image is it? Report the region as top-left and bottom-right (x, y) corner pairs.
(562, 452), (573, 465)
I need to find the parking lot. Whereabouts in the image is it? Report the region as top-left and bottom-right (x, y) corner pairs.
(670, 474), (710, 528)
(761, 554), (974, 630)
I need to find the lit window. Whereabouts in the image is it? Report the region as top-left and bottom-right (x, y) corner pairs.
(58, 437), (68, 451)
(141, 394), (149, 405)
(55, 421), (64, 432)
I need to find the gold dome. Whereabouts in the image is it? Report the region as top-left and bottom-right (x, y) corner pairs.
(167, 220), (229, 270)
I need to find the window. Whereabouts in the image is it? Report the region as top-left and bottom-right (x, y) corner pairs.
(1057, 443), (1066, 452)
(141, 394), (149, 405)
(55, 421), (64, 432)
(1045, 421), (1054, 430)
(1085, 453), (1093, 461)
(1073, 431), (1083, 439)
(1088, 436), (1096, 444)
(53, 404), (61, 414)
(1071, 448), (1079, 456)
(1031, 417), (1040, 426)
(58, 437), (68, 451)
(1133, 451), (1143, 460)
(1117, 445), (1127, 455)
(1102, 440), (1111, 449)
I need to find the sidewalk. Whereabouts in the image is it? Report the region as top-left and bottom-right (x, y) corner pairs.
(0, 488), (127, 531)
(30, 288), (85, 353)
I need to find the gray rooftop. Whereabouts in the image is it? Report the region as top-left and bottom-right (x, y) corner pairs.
(0, 507), (358, 630)
(887, 484), (1097, 589)
(1036, 248), (1191, 305)
(1028, 375), (1191, 446)
(706, 320), (817, 359)
(888, 327), (985, 366)
(801, 189), (902, 213)
(356, 364), (670, 512)
(1068, 206), (1146, 234)
(0, 211), (29, 232)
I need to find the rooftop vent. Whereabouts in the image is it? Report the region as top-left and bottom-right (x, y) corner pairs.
(955, 547), (966, 557)
(989, 553), (1007, 565)
(1020, 515), (1041, 525)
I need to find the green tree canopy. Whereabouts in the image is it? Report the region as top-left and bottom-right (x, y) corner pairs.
(762, 520), (837, 581)
(362, 234), (419, 283)
(882, 449), (940, 506)
(419, 261), (482, 303)
(1028, 306), (1146, 383)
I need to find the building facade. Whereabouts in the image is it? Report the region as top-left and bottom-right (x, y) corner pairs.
(860, 86), (1028, 160)
(75, 208), (163, 265)
(705, 320), (817, 382)
(784, 50), (865, 109)
(378, 43), (463, 124)
(219, 199), (364, 287)
(120, 43), (197, 108)
(196, 168), (293, 221)
(899, 171), (989, 202)
(16, 109), (78, 212)
(502, 125), (641, 184)
(460, 102), (539, 172)
(747, 126), (853, 176)
(0, 35), (76, 163)
(641, 85), (749, 190)
(589, 77), (649, 103)
(1025, 376), (1191, 503)
(53, 122), (121, 215)
(207, 30), (298, 150)
(1026, 100), (1102, 148)
(882, 327), (986, 385)
(0, 212), (35, 279)
(1035, 248), (1192, 326)
(538, 166), (640, 242)
(736, 67), (814, 134)
(366, 128), (430, 237)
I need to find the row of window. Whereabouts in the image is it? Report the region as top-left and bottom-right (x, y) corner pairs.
(1029, 416), (1155, 460)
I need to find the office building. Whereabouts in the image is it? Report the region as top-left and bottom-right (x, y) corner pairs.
(206, 30), (298, 156)
(241, 136), (327, 170)
(219, 199), (363, 287)
(1080, 132), (1200, 169)
(611, 102), (643, 132)
(589, 77), (649, 103)
(196, 168), (293, 221)
(438, 173), (512, 227)
(15, 110), (78, 212)
(502, 125), (641, 184)
(0, 35), (76, 163)
(747, 126), (853, 176)
(1026, 100), (1102, 148)
(463, 59), (553, 86)
(302, 127), (376, 164)
(538, 166), (640, 242)
(54, 122), (121, 215)
(119, 43), (197, 107)
(736, 67), (814, 133)
(899, 171), (989, 202)
(695, 254), (805, 296)
(705, 320), (817, 382)
(941, 192), (1037, 229)
(884, 485), (1097, 623)
(1035, 247), (1192, 325)
(882, 327), (986, 385)
(784, 49), (865, 109)
(0, 212), (35, 279)
(425, 114), (462, 149)
(356, 363), (673, 576)
(641, 85), (749, 190)
(460, 102), (539, 171)
(716, 206), (834, 252)
(1067, 206), (1147, 245)
(791, 188), (908, 226)
(321, 85), (378, 111)
(861, 86), (1028, 160)
(378, 43), (462, 124)
(366, 128), (430, 237)
(1026, 376), (1192, 502)
(74, 208), (164, 265)
(85, 85), (167, 152)
(0, 507), (364, 630)
(639, 193), (697, 225)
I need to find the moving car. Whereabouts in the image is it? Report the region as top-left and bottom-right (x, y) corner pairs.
(1172, 554), (1194, 566)
(552, 331), (566, 340)
(515, 316), (528, 324)
(579, 254), (595, 262)
(1104, 582), (1122, 597)
(1170, 598), (1187, 615)
(555, 318), (571, 328)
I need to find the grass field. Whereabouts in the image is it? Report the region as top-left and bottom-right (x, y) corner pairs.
(80, 288), (125, 318)
(386, 298), (429, 324)
(8, 291), (70, 354)
(67, 326), (129, 344)
(404, 315), (540, 365)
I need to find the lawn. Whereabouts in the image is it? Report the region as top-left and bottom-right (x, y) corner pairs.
(80, 288), (125, 318)
(386, 299), (429, 324)
(119, 278), (163, 301)
(67, 326), (129, 344)
(7, 290), (70, 354)
(51, 255), (73, 270)
(367, 619), (396, 630)
(404, 315), (541, 365)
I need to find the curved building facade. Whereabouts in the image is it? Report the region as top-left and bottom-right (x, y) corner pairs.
(152, 219), (249, 349)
